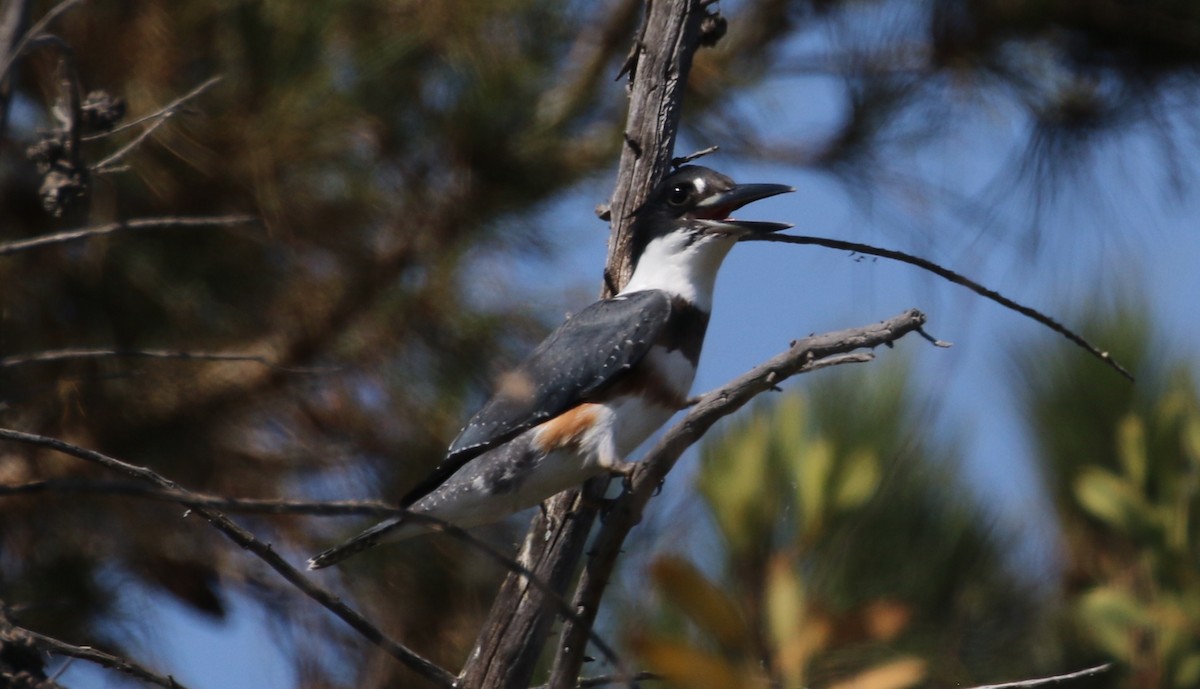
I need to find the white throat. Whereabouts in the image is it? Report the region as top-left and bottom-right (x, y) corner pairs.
(620, 233), (735, 310)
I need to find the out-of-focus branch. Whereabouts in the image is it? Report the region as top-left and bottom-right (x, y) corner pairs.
(0, 428), (458, 689)
(84, 75), (220, 141)
(0, 0), (34, 138)
(552, 308), (931, 684)
(967, 664), (1112, 689)
(0, 215), (256, 256)
(746, 233), (1133, 380)
(536, 0), (642, 129)
(0, 478), (632, 677)
(0, 348), (327, 373)
(91, 76), (222, 170)
(0, 0), (83, 83)
(1, 617), (188, 689)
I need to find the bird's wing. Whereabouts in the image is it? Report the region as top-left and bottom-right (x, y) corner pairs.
(399, 289), (672, 507)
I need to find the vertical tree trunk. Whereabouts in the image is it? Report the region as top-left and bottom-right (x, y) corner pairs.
(458, 1), (710, 687)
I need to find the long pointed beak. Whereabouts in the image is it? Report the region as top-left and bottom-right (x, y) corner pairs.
(693, 182), (794, 236)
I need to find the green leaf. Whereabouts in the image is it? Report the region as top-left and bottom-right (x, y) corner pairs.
(834, 448), (881, 511)
(1183, 411), (1200, 471)
(1116, 414), (1148, 490)
(1073, 466), (1155, 536)
(1174, 653), (1200, 689)
(797, 437), (834, 541)
(1077, 586), (1147, 660)
(699, 413), (776, 554)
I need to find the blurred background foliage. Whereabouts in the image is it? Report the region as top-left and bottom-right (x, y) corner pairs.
(2, 0), (1200, 687)
(631, 368), (1038, 689)
(628, 315), (1200, 689)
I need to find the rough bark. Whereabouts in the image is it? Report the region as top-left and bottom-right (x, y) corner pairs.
(458, 2), (711, 688)
(549, 311), (929, 685)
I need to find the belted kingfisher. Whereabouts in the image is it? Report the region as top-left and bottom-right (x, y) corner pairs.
(308, 166), (792, 569)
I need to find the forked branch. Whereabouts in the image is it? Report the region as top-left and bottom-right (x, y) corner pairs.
(0, 428), (458, 689)
(550, 309), (931, 686)
(1, 613), (188, 689)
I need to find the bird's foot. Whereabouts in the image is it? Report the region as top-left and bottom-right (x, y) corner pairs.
(604, 459), (638, 494)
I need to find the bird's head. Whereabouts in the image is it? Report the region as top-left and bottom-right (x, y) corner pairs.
(623, 166), (793, 305)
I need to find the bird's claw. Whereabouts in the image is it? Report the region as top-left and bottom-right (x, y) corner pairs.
(604, 459), (637, 493)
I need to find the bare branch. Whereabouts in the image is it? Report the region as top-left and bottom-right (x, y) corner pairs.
(670, 144), (719, 167)
(0, 215), (256, 256)
(966, 664), (1112, 689)
(2, 618), (186, 689)
(0, 0), (84, 83)
(461, 3), (718, 688)
(0, 348), (329, 374)
(746, 233), (1133, 381)
(85, 75), (220, 140)
(458, 1), (761, 686)
(0, 480), (632, 678)
(0, 480), (390, 513)
(0, 478), (633, 678)
(0, 428), (458, 689)
(91, 76), (222, 170)
(551, 309), (931, 682)
(603, 1), (709, 291)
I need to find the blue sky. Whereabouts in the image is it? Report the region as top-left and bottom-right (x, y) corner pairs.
(57, 22), (1200, 689)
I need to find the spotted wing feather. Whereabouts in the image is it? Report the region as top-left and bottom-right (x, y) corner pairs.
(399, 290), (672, 507)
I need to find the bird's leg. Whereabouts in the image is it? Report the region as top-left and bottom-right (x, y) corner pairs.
(602, 457), (638, 494)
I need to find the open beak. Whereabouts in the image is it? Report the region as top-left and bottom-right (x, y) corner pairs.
(693, 182), (794, 236)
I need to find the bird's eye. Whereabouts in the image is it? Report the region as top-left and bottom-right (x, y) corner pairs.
(667, 184), (691, 206)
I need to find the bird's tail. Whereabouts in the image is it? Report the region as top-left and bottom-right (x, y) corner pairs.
(307, 515), (416, 570)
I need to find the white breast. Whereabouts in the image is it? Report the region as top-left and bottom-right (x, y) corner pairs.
(620, 233), (737, 311)
(578, 345), (697, 468)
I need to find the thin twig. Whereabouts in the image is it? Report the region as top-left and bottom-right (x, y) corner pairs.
(915, 326), (953, 348)
(798, 350), (875, 372)
(47, 655), (74, 682)
(0, 214), (256, 256)
(0, 478), (630, 675)
(0, 479), (394, 513)
(7, 623), (185, 689)
(0, 0), (84, 83)
(0, 348), (330, 374)
(0, 428), (458, 689)
(966, 664), (1112, 689)
(84, 75), (221, 140)
(551, 309), (930, 684)
(670, 145), (718, 167)
(91, 76), (222, 170)
(91, 115), (170, 170)
(746, 233), (1133, 381)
